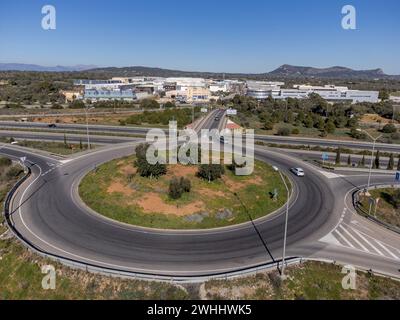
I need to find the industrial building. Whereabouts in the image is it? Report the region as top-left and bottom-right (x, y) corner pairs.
(247, 83), (379, 103)
(84, 89), (136, 102)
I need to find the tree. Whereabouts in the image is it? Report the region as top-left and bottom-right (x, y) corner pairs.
(63, 133), (68, 148)
(277, 127), (291, 136)
(382, 123), (397, 134)
(347, 155), (352, 166)
(387, 153), (395, 170)
(263, 120), (274, 131)
(316, 118), (325, 131)
(360, 155), (366, 167)
(335, 148), (341, 165)
(325, 120), (336, 134)
(79, 138), (83, 150)
(304, 116), (314, 128)
(397, 156), (400, 171)
(164, 101), (176, 108)
(374, 150), (380, 169)
(140, 99), (160, 110)
(198, 164), (225, 182)
(379, 89), (390, 101)
(134, 143), (167, 178)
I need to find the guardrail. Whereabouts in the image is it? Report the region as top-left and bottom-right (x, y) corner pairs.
(353, 184), (400, 235)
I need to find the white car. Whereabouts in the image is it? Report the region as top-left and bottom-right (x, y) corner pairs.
(291, 167), (305, 177)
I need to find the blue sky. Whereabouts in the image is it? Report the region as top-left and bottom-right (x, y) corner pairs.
(0, 0), (399, 74)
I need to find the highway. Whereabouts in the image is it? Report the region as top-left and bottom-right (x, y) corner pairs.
(1, 119), (400, 153)
(1, 109), (400, 281)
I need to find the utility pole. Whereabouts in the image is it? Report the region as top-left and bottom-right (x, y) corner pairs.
(273, 166), (290, 279)
(357, 129), (382, 193)
(85, 106), (95, 150)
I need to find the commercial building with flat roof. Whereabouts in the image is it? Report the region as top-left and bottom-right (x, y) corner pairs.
(84, 89), (136, 102)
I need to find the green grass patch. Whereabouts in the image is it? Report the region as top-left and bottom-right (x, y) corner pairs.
(204, 261), (400, 300)
(359, 188), (400, 228)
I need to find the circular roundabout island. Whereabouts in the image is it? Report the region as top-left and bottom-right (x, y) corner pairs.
(79, 155), (290, 230)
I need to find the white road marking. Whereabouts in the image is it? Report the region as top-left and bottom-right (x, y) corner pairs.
(333, 229), (356, 248)
(351, 228), (384, 256)
(319, 232), (342, 246)
(338, 225), (371, 253)
(317, 170), (344, 179)
(375, 241), (400, 260)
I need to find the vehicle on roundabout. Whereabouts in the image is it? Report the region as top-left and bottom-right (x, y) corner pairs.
(290, 167), (305, 177)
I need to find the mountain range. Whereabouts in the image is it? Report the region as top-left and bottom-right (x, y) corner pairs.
(0, 63), (399, 80)
(0, 63), (97, 72)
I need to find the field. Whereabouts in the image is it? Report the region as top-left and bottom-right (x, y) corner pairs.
(79, 155), (289, 229)
(203, 261), (400, 300)
(0, 137), (92, 156)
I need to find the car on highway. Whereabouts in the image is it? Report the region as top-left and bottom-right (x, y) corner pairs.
(214, 116), (220, 121)
(48, 123), (57, 128)
(290, 167), (305, 177)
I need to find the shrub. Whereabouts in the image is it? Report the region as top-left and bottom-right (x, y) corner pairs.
(168, 176), (191, 199)
(291, 128), (300, 135)
(0, 157), (12, 167)
(276, 127), (291, 136)
(198, 164), (225, 182)
(392, 190), (400, 208)
(6, 166), (22, 179)
(382, 123), (397, 134)
(134, 143), (167, 178)
(164, 102), (176, 108)
(350, 128), (366, 140)
(169, 177), (183, 199)
(180, 177), (191, 193)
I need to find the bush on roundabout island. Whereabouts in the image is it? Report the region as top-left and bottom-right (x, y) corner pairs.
(134, 143), (167, 178)
(197, 163), (225, 182)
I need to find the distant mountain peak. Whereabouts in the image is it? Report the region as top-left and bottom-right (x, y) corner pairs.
(0, 63), (97, 72)
(269, 64), (389, 79)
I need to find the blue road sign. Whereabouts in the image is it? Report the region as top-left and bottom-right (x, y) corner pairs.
(322, 153), (329, 161)
(396, 172), (400, 181)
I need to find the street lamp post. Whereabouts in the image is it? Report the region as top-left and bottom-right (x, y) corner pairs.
(273, 166), (290, 279)
(356, 129), (383, 192)
(85, 107), (95, 150)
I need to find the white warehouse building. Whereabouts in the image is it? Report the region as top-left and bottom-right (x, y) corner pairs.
(247, 83), (379, 103)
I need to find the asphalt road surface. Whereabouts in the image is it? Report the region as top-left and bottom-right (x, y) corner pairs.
(1, 118), (400, 153)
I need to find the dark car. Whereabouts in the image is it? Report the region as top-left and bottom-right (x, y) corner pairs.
(48, 123), (57, 128)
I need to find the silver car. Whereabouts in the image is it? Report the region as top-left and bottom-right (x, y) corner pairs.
(291, 167), (305, 177)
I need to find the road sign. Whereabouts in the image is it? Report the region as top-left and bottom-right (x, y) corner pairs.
(226, 108), (237, 116)
(201, 107), (208, 113)
(322, 153), (329, 161)
(396, 172), (400, 181)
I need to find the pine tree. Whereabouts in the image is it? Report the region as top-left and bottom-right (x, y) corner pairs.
(361, 155), (366, 167)
(63, 133), (68, 148)
(387, 153), (394, 170)
(335, 148), (341, 165)
(347, 155), (351, 166)
(374, 150), (380, 169)
(79, 138), (83, 150)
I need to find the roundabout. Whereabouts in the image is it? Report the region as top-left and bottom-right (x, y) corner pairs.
(78, 153), (291, 230)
